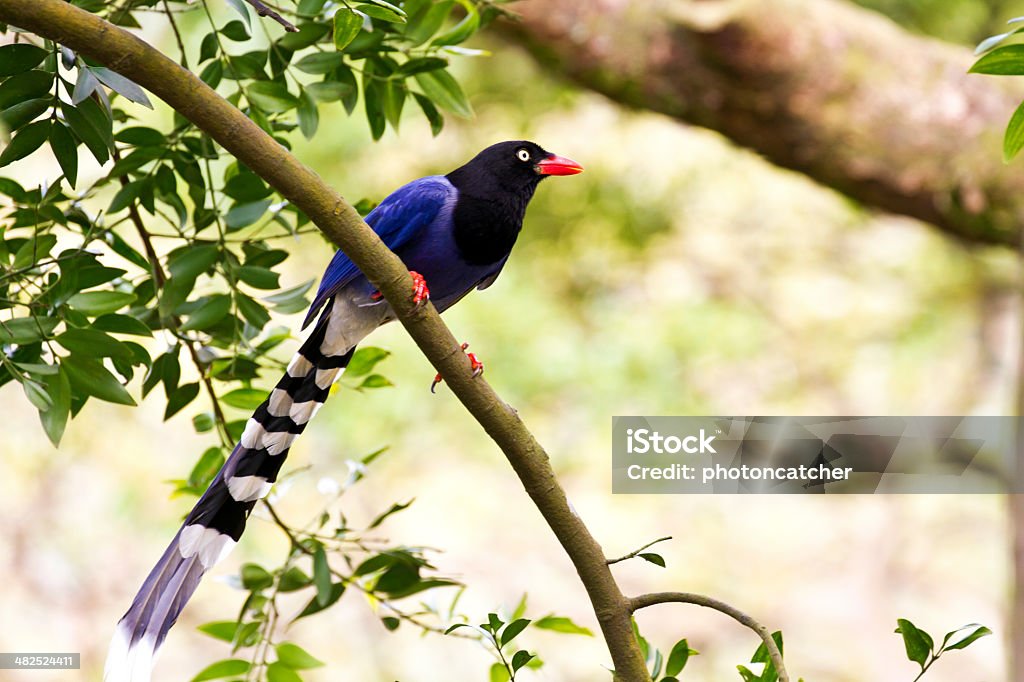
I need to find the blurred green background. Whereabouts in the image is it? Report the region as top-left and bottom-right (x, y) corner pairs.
(0, 0), (1019, 680)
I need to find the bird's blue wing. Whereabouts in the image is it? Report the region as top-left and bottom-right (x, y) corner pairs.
(302, 176), (455, 329)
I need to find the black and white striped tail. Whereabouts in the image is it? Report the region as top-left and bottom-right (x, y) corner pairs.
(105, 308), (354, 682)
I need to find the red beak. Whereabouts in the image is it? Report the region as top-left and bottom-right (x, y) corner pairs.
(536, 153), (584, 176)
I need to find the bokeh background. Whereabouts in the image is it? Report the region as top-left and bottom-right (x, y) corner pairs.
(1, 0), (1021, 680)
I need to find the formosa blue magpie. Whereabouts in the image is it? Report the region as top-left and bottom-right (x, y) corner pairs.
(104, 141), (583, 681)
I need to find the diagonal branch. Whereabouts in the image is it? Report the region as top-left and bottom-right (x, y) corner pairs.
(629, 591), (788, 682)
(0, 1), (649, 679)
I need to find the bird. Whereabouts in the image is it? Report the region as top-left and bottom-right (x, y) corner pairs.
(104, 140), (583, 681)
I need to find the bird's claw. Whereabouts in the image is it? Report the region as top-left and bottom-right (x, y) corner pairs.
(410, 270), (430, 309)
(367, 271), (429, 307)
(430, 342), (484, 393)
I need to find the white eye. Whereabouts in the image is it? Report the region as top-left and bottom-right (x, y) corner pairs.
(516, 148), (531, 162)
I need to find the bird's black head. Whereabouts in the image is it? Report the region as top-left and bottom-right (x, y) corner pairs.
(446, 140), (583, 199)
(445, 141), (582, 266)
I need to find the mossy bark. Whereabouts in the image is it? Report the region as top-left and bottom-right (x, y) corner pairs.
(502, 0), (1024, 246)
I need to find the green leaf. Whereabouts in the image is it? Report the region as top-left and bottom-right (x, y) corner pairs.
(0, 45), (49, 77)
(23, 377), (53, 411)
(1004, 98), (1024, 162)
(225, 0), (252, 28)
(39, 366), (71, 446)
(237, 265), (280, 289)
(941, 623), (992, 651)
(489, 663), (509, 682)
(295, 52), (345, 75)
(297, 89), (319, 140)
(276, 642), (325, 669)
(67, 291), (136, 316)
(367, 499), (413, 529)
(164, 382), (200, 420)
(1, 97), (52, 133)
(63, 354), (136, 406)
(382, 616), (400, 630)
(415, 69), (472, 118)
(226, 199), (273, 230)
(363, 78), (385, 140)
(639, 552), (666, 567)
(413, 92), (443, 136)
(510, 650), (534, 672)
(665, 638), (691, 676)
(749, 631), (783, 682)
(357, 373), (392, 389)
(345, 347), (390, 377)
(192, 412), (215, 433)
(297, 0), (328, 15)
(0, 70), (54, 110)
(313, 545), (332, 606)
(306, 80), (354, 102)
(234, 293), (270, 329)
(533, 616), (593, 636)
(0, 316), (59, 344)
(93, 313), (153, 337)
(90, 67), (153, 108)
(405, 0), (454, 46)
(358, 3), (405, 23)
(0, 120), (50, 168)
(221, 19), (251, 41)
(970, 44), (1024, 74)
(180, 295), (231, 331)
(500, 618), (531, 647)
(383, 80), (405, 131)
(60, 101), (109, 164)
(57, 328), (132, 359)
(241, 563), (274, 590)
(221, 388), (268, 410)
(431, 4), (478, 47)
(190, 658), (251, 681)
(197, 621), (238, 643)
(397, 57), (448, 77)
(333, 10), (363, 51)
(266, 662), (302, 682)
(169, 244), (220, 280)
(246, 81), (298, 113)
(895, 619), (933, 667)
(49, 123), (78, 187)
(108, 178), (148, 213)
(278, 566), (312, 592)
(187, 446), (224, 489)
(294, 581), (345, 620)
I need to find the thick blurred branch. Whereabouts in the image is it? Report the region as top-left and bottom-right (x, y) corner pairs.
(501, 0), (1024, 246)
(0, 1), (658, 678)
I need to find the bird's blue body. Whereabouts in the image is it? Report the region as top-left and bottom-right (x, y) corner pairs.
(105, 141), (582, 682)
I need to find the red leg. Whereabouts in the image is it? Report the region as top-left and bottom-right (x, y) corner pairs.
(367, 271), (429, 305)
(409, 270), (430, 308)
(431, 342), (484, 393)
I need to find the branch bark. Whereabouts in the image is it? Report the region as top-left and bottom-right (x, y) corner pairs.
(0, 1), (656, 678)
(629, 592), (787, 681)
(500, 0), (1024, 246)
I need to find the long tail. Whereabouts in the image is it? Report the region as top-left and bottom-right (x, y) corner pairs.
(105, 308), (354, 682)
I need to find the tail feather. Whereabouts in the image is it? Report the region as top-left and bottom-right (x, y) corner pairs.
(105, 304), (357, 681)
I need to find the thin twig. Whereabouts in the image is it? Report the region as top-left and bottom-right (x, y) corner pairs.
(237, 0), (298, 32)
(110, 147), (231, 442)
(606, 536), (672, 565)
(161, 0), (188, 69)
(628, 592), (789, 682)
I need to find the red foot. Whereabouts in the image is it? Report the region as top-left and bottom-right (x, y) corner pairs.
(431, 342), (484, 393)
(368, 271), (429, 306)
(410, 271), (430, 308)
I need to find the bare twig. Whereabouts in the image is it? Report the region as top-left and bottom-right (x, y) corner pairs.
(628, 592), (788, 682)
(606, 536), (672, 566)
(237, 0), (297, 32)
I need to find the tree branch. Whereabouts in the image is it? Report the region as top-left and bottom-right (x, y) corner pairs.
(237, 0), (297, 32)
(629, 591), (788, 682)
(606, 536), (672, 565)
(0, 2), (649, 679)
(500, 0), (1024, 246)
